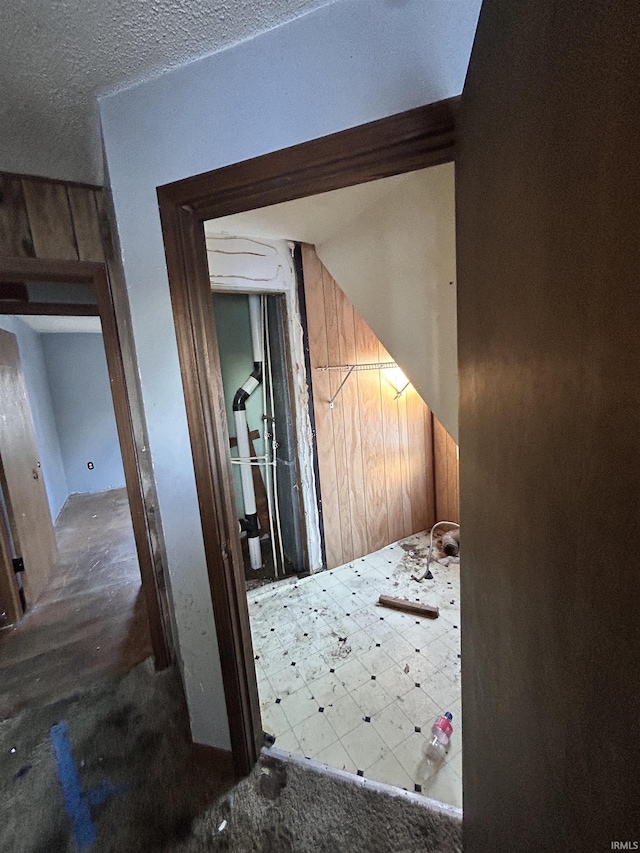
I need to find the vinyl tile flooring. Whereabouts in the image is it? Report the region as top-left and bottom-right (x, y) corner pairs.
(248, 531), (463, 809)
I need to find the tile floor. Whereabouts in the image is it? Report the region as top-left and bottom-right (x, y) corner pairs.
(248, 531), (463, 809)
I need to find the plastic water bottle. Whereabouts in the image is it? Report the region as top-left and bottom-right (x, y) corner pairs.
(425, 711), (453, 762)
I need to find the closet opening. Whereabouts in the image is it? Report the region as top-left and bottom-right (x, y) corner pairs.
(204, 162), (462, 807)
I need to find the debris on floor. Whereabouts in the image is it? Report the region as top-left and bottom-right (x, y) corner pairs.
(170, 750), (463, 853)
(378, 595), (440, 619)
(248, 530), (462, 808)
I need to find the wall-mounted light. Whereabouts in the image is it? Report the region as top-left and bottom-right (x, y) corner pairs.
(384, 366), (411, 398)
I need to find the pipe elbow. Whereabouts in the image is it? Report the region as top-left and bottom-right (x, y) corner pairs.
(250, 362), (263, 384)
(233, 388), (249, 411)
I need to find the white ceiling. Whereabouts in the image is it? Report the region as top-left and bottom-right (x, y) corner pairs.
(18, 316), (102, 334)
(204, 170), (412, 244)
(0, 0), (339, 185)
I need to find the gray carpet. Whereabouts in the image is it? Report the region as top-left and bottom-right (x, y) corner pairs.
(170, 753), (462, 853)
(0, 661), (462, 852)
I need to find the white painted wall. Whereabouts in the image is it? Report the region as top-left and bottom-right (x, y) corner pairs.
(42, 334), (126, 495)
(316, 164), (458, 440)
(99, 0), (480, 748)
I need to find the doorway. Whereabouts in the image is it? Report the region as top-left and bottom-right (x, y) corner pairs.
(0, 258), (171, 713)
(203, 189), (461, 804)
(211, 285), (309, 585)
(157, 96), (459, 782)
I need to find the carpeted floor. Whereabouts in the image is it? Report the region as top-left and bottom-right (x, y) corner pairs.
(170, 752), (462, 853)
(0, 661), (462, 852)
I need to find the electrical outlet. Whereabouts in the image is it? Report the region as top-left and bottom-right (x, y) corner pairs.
(87, 462), (94, 470)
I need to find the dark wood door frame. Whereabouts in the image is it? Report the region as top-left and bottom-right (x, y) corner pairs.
(157, 96), (459, 775)
(0, 255), (171, 668)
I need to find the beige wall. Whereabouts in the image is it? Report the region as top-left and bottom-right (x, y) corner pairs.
(315, 163), (458, 440)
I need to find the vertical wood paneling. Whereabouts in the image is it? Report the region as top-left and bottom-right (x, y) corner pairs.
(301, 245), (342, 568)
(0, 176), (34, 257)
(379, 342), (405, 543)
(67, 187), (105, 262)
(396, 390), (415, 537)
(406, 386), (431, 532)
(334, 283), (368, 558)
(322, 264), (354, 563)
(354, 309), (389, 553)
(302, 244), (439, 569)
(433, 414), (459, 522)
(21, 181), (78, 260)
(424, 402), (436, 527)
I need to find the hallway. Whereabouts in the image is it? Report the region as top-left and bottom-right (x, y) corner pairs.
(0, 488), (151, 719)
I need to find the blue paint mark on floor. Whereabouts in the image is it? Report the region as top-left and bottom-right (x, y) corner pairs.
(50, 721), (126, 850)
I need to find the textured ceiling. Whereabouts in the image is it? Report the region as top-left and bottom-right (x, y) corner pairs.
(0, 0), (338, 185)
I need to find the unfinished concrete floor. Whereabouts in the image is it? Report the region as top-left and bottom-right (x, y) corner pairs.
(0, 488), (151, 720)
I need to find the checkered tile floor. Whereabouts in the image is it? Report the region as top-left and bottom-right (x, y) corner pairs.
(248, 531), (462, 808)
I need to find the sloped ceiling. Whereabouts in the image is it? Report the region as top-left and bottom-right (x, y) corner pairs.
(205, 164), (459, 440)
(0, 0), (339, 185)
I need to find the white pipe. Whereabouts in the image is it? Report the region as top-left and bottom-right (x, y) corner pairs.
(249, 294), (262, 363)
(233, 409), (257, 518)
(412, 521), (460, 582)
(233, 294), (264, 571)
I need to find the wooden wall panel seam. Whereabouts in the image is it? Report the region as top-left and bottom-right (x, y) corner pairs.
(303, 245), (439, 568)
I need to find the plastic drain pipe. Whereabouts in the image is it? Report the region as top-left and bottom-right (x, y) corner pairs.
(233, 295), (263, 570)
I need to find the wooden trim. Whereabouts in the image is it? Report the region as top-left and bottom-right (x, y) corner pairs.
(0, 255), (171, 669)
(190, 743), (237, 779)
(0, 457), (22, 626)
(158, 198), (262, 776)
(0, 302), (98, 317)
(0, 170), (102, 192)
(159, 97), (459, 218)
(0, 283), (28, 301)
(156, 99), (458, 777)
(0, 256), (100, 283)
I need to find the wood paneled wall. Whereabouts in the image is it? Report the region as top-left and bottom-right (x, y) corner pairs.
(0, 174), (107, 263)
(433, 414), (460, 523)
(0, 171), (173, 665)
(302, 244), (436, 569)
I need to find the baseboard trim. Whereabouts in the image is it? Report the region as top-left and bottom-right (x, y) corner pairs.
(191, 742), (236, 778)
(264, 746), (463, 822)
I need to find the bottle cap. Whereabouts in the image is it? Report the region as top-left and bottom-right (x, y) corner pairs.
(444, 711), (453, 720)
